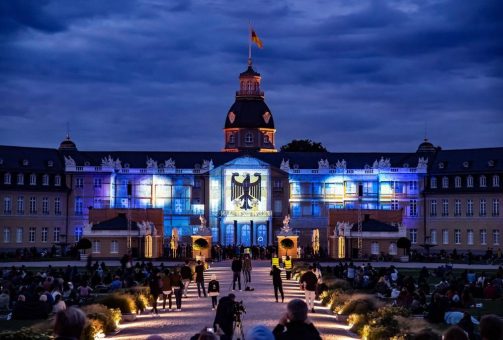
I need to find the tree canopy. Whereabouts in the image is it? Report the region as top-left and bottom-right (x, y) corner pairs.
(280, 139), (327, 152)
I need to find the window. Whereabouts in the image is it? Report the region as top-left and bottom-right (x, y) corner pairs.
(3, 227), (11, 243)
(42, 174), (49, 186)
(391, 200), (399, 211)
(467, 199), (473, 216)
(29, 197), (36, 214)
(273, 179), (283, 189)
(409, 181), (418, 191)
(409, 229), (418, 244)
(442, 177), (449, 188)
(480, 199), (487, 216)
(430, 200), (437, 216)
(4, 173), (11, 184)
(371, 242), (380, 255)
(241, 225), (251, 246)
(430, 177), (437, 189)
(17, 196), (24, 214)
(291, 203), (301, 217)
(467, 176), (474, 188)
(94, 178), (102, 188)
(442, 229), (449, 245)
(480, 229), (487, 245)
(454, 229), (461, 245)
(53, 227), (60, 242)
(442, 199), (449, 216)
(29, 227), (36, 243)
(494, 229), (500, 246)
(4, 197), (11, 214)
(454, 199), (461, 216)
(455, 176), (461, 188)
(54, 197), (61, 215)
(75, 197), (83, 215)
(273, 200), (282, 213)
(430, 229), (437, 244)
(16, 227), (23, 243)
(480, 175), (487, 188)
(493, 175), (500, 187)
(193, 179), (201, 188)
(75, 178), (83, 188)
(409, 200), (417, 217)
(263, 134), (269, 144)
(41, 227), (48, 243)
(110, 240), (119, 254)
(228, 134), (235, 144)
(42, 197), (49, 214)
(74, 226), (83, 242)
(312, 201), (321, 217)
(388, 242), (397, 255)
(30, 174), (36, 185)
(493, 199), (500, 216)
(244, 132), (253, 143)
(17, 173), (24, 185)
(92, 240), (101, 253)
(467, 229), (474, 245)
(225, 225), (234, 245)
(257, 225), (267, 246)
(54, 175), (61, 186)
(211, 227), (219, 242)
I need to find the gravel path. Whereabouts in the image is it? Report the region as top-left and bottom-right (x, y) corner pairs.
(109, 260), (356, 340)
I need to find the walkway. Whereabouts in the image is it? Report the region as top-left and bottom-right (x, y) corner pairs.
(110, 260), (356, 340)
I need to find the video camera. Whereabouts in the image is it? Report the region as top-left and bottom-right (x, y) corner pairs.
(233, 300), (246, 322)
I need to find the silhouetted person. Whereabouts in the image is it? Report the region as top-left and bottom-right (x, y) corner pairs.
(270, 265), (284, 303)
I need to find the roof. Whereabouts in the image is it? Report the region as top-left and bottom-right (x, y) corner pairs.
(92, 213), (139, 231)
(429, 148), (503, 174)
(0, 145), (65, 171)
(239, 66), (260, 77)
(225, 98), (275, 129)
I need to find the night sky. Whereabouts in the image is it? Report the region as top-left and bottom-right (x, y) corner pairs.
(0, 0), (502, 152)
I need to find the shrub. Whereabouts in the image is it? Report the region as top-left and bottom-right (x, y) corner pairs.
(0, 328), (52, 340)
(82, 318), (105, 340)
(81, 304), (121, 334)
(348, 313), (368, 335)
(330, 290), (352, 313)
(360, 306), (410, 340)
(320, 289), (334, 306)
(339, 297), (376, 315)
(134, 293), (149, 313)
(325, 278), (352, 291)
(97, 293), (136, 314)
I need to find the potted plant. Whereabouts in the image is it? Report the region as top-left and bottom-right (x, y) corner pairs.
(77, 238), (92, 261)
(280, 238), (294, 256)
(193, 238), (209, 256)
(397, 237), (411, 262)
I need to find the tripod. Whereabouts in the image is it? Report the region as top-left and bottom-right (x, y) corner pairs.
(233, 315), (245, 340)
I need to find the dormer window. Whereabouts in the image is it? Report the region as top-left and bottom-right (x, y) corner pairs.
(17, 174), (24, 185)
(4, 173), (11, 185)
(430, 177), (437, 189)
(438, 162), (445, 169)
(493, 175), (500, 187)
(488, 160), (495, 167)
(455, 176), (461, 188)
(467, 175), (474, 188)
(245, 132), (253, 143)
(229, 134), (235, 144)
(30, 174), (36, 186)
(442, 176), (449, 188)
(54, 175), (61, 186)
(47, 161), (54, 167)
(22, 159), (29, 166)
(480, 175), (487, 188)
(463, 161), (469, 168)
(42, 174), (49, 186)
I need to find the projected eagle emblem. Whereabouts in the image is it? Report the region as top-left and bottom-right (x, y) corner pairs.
(231, 172), (261, 210)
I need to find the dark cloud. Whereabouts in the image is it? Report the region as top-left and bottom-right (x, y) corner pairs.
(0, 0), (501, 153)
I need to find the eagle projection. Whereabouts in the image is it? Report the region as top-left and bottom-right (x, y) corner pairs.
(231, 173), (261, 210)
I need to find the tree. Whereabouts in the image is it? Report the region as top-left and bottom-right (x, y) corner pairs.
(280, 139), (327, 152)
(76, 238), (92, 254)
(193, 238), (209, 256)
(397, 237), (411, 256)
(280, 238), (295, 256)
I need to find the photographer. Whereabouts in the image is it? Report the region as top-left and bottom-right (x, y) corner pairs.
(273, 299), (321, 340)
(213, 293), (236, 340)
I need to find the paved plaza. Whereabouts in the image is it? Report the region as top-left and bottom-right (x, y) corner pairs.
(109, 260), (356, 340)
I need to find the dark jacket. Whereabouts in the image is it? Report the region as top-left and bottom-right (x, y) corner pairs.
(170, 273), (183, 289)
(300, 271), (318, 291)
(270, 267), (283, 285)
(231, 259), (242, 272)
(208, 280), (220, 294)
(272, 321), (322, 340)
(181, 265), (192, 280)
(149, 276), (162, 295)
(213, 296), (235, 336)
(195, 264), (205, 282)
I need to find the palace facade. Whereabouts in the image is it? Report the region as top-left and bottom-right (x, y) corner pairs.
(0, 61), (501, 258)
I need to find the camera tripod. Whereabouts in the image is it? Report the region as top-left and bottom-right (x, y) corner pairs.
(233, 317), (245, 340)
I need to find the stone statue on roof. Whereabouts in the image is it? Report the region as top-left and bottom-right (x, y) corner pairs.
(417, 157), (428, 169)
(282, 215), (291, 233)
(64, 156), (76, 168)
(164, 158), (176, 169)
(202, 159), (214, 171)
(318, 159), (330, 169)
(280, 159), (290, 171)
(146, 157), (158, 169)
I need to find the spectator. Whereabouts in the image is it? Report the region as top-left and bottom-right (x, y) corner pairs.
(149, 271), (162, 316)
(208, 274), (220, 310)
(54, 307), (88, 340)
(195, 260), (207, 298)
(214, 293), (236, 340)
(442, 325), (469, 340)
(161, 269), (172, 312)
(246, 325), (274, 340)
(181, 260), (193, 298)
(243, 254), (253, 290)
(0, 289), (10, 311)
(270, 265), (284, 303)
(170, 268), (183, 311)
(284, 256), (292, 280)
(272, 299), (321, 340)
(480, 314), (503, 340)
(52, 294), (66, 314)
(231, 256), (243, 291)
(300, 266), (318, 313)
(110, 276), (122, 291)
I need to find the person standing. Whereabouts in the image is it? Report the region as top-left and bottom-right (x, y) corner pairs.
(170, 268), (183, 311)
(300, 266), (318, 313)
(208, 274), (220, 310)
(313, 262), (323, 300)
(272, 299), (322, 340)
(161, 269), (172, 311)
(270, 265), (284, 303)
(180, 260), (192, 298)
(231, 256), (243, 291)
(243, 254), (252, 290)
(195, 260), (207, 297)
(284, 256), (293, 280)
(149, 271), (162, 316)
(214, 293), (236, 340)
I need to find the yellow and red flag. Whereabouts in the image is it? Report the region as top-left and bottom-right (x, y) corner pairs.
(251, 29), (263, 48)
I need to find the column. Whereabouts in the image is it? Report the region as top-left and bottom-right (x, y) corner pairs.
(250, 220), (254, 245)
(266, 220), (270, 245)
(233, 220), (238, 245)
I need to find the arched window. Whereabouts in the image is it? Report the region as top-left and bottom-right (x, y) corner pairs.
(480, 175), (487, 188)
(442, 176), (449, 188)
(455, 176), (461, 188)
(371, 242), (380, 255)
(241, 225), (251, 246)
(17, 173), (24, 185)
(467, 175), (474, 188)
(30, 174), (36, 185)
(493, 175), (500, 187)
(388, 242), (397, 255)
(257, 225), (267, 246)
(245, 132), (253, 143)
(4, 173), (11, 185)
(225, 224), (234, 245)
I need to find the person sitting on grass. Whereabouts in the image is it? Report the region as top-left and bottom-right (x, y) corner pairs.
(479, 314), (503, 340)
(272, 299), (321, 340)
(54, 307), (88, 340)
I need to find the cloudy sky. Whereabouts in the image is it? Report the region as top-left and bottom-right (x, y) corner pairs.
(0, 0), (502, 152)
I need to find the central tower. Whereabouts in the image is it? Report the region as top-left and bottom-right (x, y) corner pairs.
(223, 61), (276, 152)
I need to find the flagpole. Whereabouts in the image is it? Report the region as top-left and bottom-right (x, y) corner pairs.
(248, 20), (252, 66)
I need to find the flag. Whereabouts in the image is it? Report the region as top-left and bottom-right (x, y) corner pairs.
(251, 29), (263, 48)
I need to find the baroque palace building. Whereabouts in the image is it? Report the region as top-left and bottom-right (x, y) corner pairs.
(0, 60), (501, 258)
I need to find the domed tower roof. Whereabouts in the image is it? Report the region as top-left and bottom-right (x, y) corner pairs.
(223, 62), (277, 153)
(58, 133), (77, 151)
(416, 138), (436, 153)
